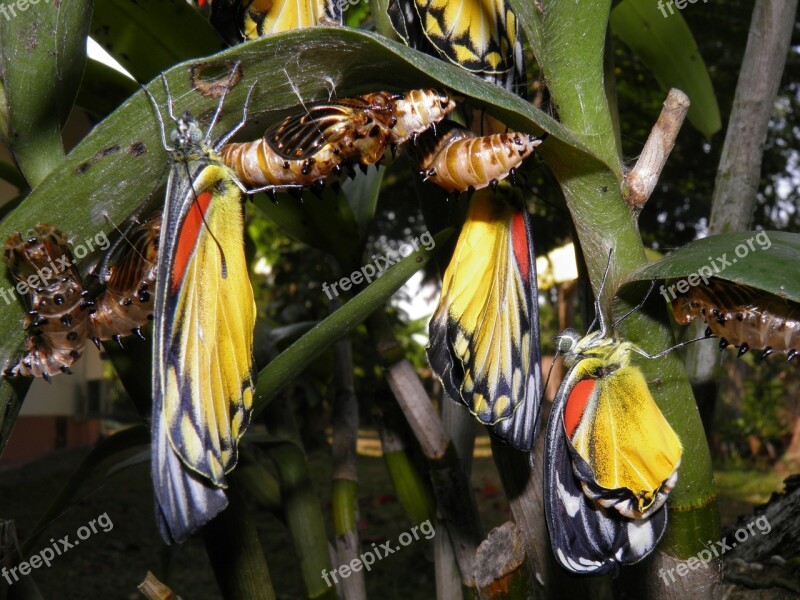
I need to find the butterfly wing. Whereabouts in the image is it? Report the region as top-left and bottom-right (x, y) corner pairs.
(243, 0), (341, 37)
(428, 192), (542, 450)
(152, 161), (256, 543)
(544, 363), (669, 575)
(388, 0), (525, 93)
(564, 360), (682, 517)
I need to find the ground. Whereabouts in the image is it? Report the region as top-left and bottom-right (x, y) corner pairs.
(0, 431), (785, 599)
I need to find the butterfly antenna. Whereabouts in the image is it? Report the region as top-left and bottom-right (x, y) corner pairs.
(183, 161), (229, 278)
(613, 279), (658, 329)
(591, 249), (614, 336)
(216, 78), (258, 149)
(206, 60), (242, 144)
(142, 84), (171, 153)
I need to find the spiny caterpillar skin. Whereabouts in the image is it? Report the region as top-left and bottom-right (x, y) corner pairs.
(671, 277), (800, 361)
(410, 122), (543, 193)
(90, 211), (160, 346)
(218, 89), (456, 188)
(3, 217), (161, 379)
(3, 225), (92, 379)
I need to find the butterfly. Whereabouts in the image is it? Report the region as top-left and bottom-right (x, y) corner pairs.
(387, 0), (526, 95)
(219, 89), (456, 190)
(427, 192), (542, 450)
(144, 65), (298, 543)
(544, 262), (683, 575)
(206, 0), (342, 45)
(670, 277), (799, 361)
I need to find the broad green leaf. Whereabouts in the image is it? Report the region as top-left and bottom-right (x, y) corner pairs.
(76, 58), (139, 119)
(90, 0), (225, 82)
(0, 28), (575, 417)
(611, 0), (721, 137)
(624, 231), (800, 302)
(0, 0), (92, 185)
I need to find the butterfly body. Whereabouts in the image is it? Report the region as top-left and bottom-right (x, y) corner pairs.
(146, 76), (268, 543)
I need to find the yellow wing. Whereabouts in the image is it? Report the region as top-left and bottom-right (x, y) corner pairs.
(428, 191), (541, 450)
(388, 0), (524, 93)
(564, 361), (682, 516)
(155, 164), (256, 487)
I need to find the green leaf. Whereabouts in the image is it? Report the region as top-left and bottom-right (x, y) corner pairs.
(0, 0), (92, 185)
(90, 0), (226, 82)
(342, 166), (385, 241)
(0, 28), (573, 407)
(610, 0), (721, 137)
(624, 231), (800, 302)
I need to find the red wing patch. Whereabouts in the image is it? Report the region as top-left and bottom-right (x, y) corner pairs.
(172, 191), (213, 293)
(511, 210), (529, 281)
(564, 378), (595, 438)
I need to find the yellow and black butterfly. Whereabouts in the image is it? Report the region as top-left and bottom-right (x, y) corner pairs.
(544, 265), (683, 574)
(388, 0), (526, 95)
(427, 192), (542, 450)
(144, 67), (298, 543)
(206, 0), (342, 44)
(670, 277), (800, 361)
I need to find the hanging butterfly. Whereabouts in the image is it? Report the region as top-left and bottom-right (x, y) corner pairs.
(545, 265), (683, 575)
(427, 192), (542, 450)
(3, 225), (92, 380)
(670, 277), (800, 361)
(144, 65), (299, 543)
(388, 0), (526, 95)
(206, 0), (342, 45)
(219, 88), (456, 189)
(409, 121), (543, 193)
